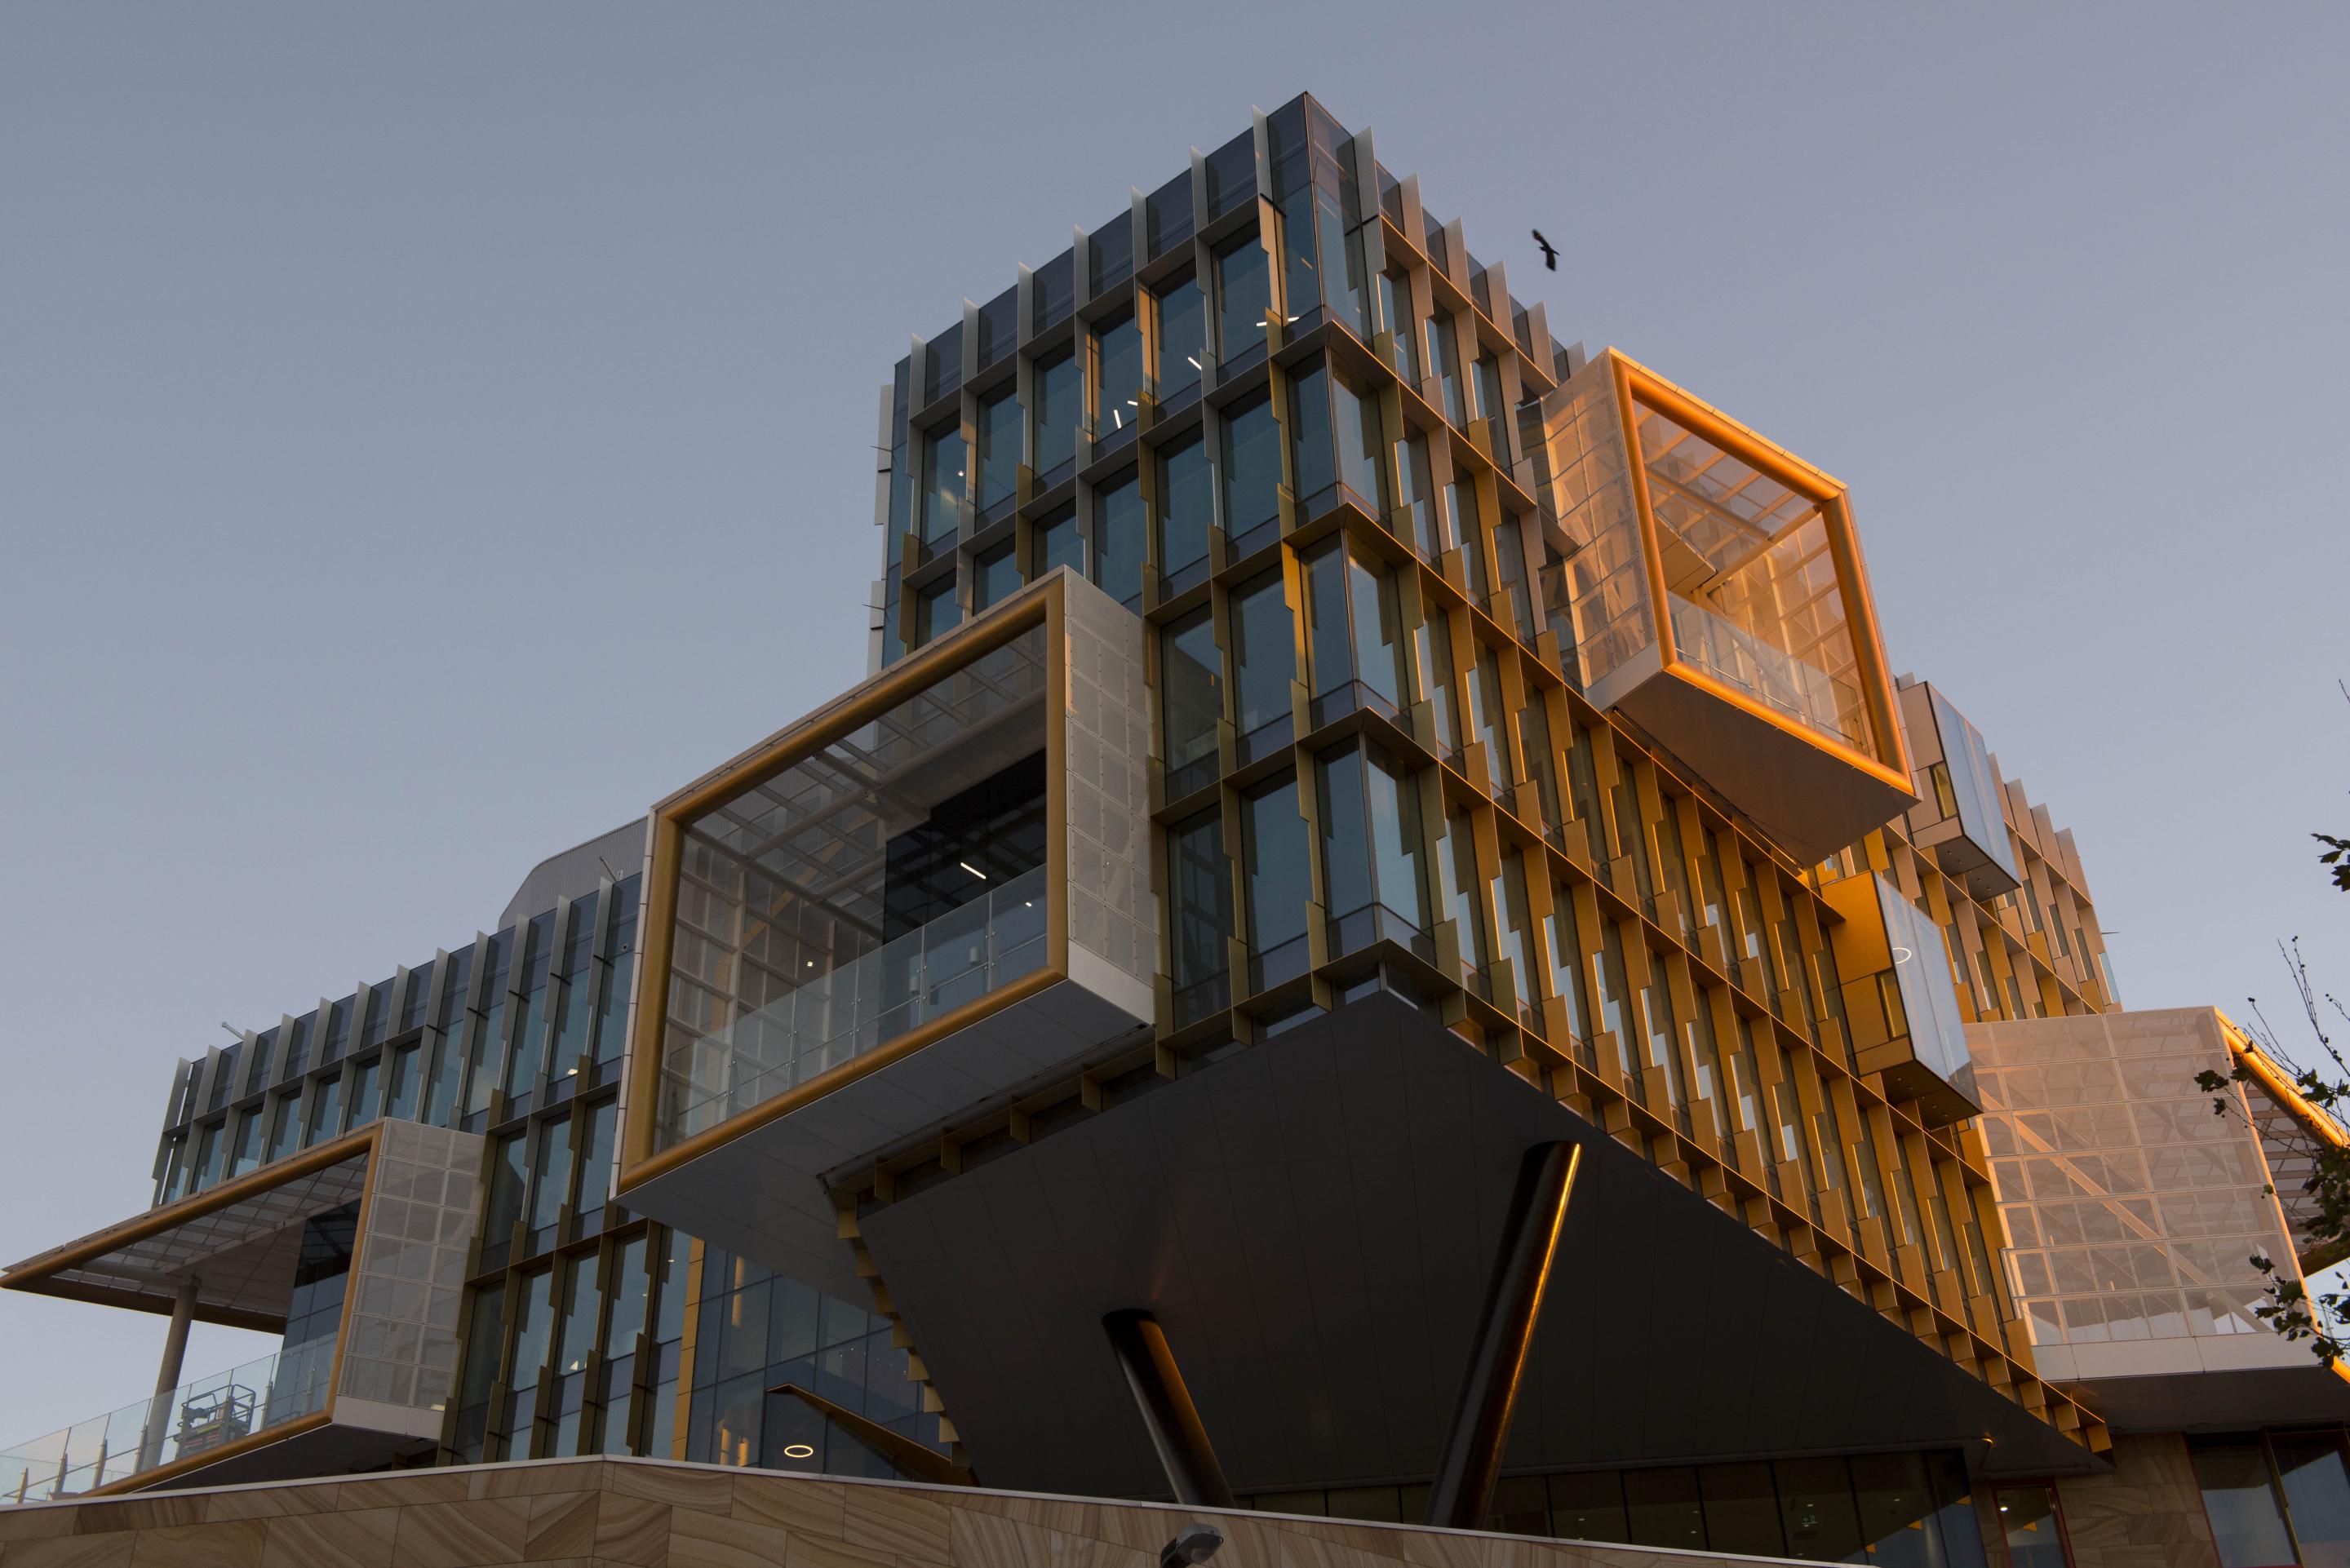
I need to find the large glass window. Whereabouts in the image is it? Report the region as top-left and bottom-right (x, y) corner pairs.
(228, 1106), (264, 1179)
(977, 390), (1021, 510)
(1348, 550), (1405, 714)
(1230, 568), (1295, 745)
(1157, 435), (1213, 579)
(1302, 538), (1350, 709)
(972, 542), (1018, 613)
(1034, 349), (1079, 475)
(264, 1089), (302, 1164)
(1438, 805), (1486, 971)
(1317, 745), (1373, 925)
(1313, 189), (1368, 337)
(2193, 1441), (2298, 1568)
(485, 1130), (528, 1243)
(1428, 312), (1464, 423)
(1330, 367), (1385, 509)
(508, 1269), (556, 1448)
(1160, 609), (1222, 793)
(1094, 470), (1144, 606)
(1543, 884), (1594, 1048)
(1396, 435), (1437, 556)
(1214, 235), (1270, 361)
(920, 423), (965, 547)
(912, 576), (960, 648)
(1416, 607), (1461, 759)
(1035, 505), (1080, 578)
(1466, 640), (1506, 793)
(1168, 809), (1230, 1024)
(576, 1099), (617, 1220)
(1518, 694), (1562, 837)
(1155, 273), (1204, 396)
(1993, 1486), (2071, 1568)
(1364, 747), (1429, 933)
(1288, 364), (1334, 501)
(1221, 393), (1281, 540)
(1474, 352), (1507, 442)
(303, 1074), (343, 1146)
(1378, 269), (1418, 383)
(1491, 850), (1537, 1009)
(1093, 311), (1142, 434)
(2275, 1433), (2350, 1568)
(530, 1115), (574, 1233)
(1241, 777), (1310, 976)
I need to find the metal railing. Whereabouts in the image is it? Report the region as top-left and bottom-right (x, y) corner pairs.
(0, 1344), (333, 1506)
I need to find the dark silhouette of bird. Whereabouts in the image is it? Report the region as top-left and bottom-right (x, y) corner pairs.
(1532, 228), (1558, 271)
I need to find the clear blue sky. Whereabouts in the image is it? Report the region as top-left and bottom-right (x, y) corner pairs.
(2, 2), (2343, 1442)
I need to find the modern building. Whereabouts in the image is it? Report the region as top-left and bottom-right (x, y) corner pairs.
(5, 91), (2346, 1568)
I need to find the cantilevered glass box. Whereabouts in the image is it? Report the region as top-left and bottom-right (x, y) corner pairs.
(1525, 350), (1913, 860)
(614, 570), (1152, 1297)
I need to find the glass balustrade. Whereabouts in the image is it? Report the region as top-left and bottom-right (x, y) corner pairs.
(0, 1346), (333, 1506)
(657, 866), (1049, 1146)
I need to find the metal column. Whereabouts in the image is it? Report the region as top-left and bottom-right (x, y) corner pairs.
(1423, 1141), (1580, 1530)
(1102, 1309), (1236, 1509)
(137, 1274), (200, 1473)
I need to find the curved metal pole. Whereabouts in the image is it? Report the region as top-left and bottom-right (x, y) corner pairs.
(1102, 1309), (1235, 1509)
(1424, 1141), (1580, 1530)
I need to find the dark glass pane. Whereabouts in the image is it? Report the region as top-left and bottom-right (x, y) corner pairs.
(1995, 1487), (2069, 1568)
(1168, 809), (1231, 1012)
(1851, 1451), (1940, 1568)
(2274, 1433), (2350, 1568)
(1157, 436), (1213, 577)
(1222, 393), (1281, 538)
(1551, 1470), (1630, 1543)
(2193, 1441), (2296, 1568)
(1366, 747), (1428, 931)
(1093, 472), (1143, 606)
(978, 391), (1022, 510)
(1317, 745), (1372, 920)
(1036, 506), (1081, 578)
(973, 543), (1019, 613)
(1034, 350), (1080, 474)
(1215, 236), (1270, 360)
(1776, 1456), (1864, 1563)
(1301, 538), (1350, 700)
(1625, 1467), (1707, 1550)
(1230, 569), (1295, 738)
(1288, 365), (1334, 500)
(1094, 312), (1142, 435)
(1701, 1462), (1786, 1559)
(1033, 250), (1074, 334)
(1206, 131), (1255, 217)
(1156, 275), (1204, 397)
(921, 424), (966, 547)
(923, 321), (961, 404)
(977, 286), (1018, 366)
(1161, 610), (1222, 784)
(1089, 210), (1133, 295)
(1147, 172), (1193, 259)
(1241, 776), (1309, 955)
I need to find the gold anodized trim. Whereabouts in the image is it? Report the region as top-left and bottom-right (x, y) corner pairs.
(618, 574), (1072, 1187)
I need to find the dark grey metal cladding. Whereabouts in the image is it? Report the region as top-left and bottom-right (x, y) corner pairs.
(857, 991), (2093, 1501)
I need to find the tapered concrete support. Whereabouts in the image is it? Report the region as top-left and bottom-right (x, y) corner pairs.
(1424, 1141), (1580, 1530)
(1102, 1309), (1235, 1509)
(137, 1274), (199, 1473)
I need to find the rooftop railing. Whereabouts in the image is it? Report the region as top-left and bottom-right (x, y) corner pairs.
(0, 1342), (332, 1506)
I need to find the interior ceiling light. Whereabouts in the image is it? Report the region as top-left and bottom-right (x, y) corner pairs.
(960, 861), (988, 880)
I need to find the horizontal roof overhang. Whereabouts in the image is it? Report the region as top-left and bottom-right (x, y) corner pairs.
(858, 992), (2100, 1499)
(0, 1126), (380, 1333)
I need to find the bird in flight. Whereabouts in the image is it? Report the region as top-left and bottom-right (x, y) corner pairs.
(1532, 228), (1558, 271)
